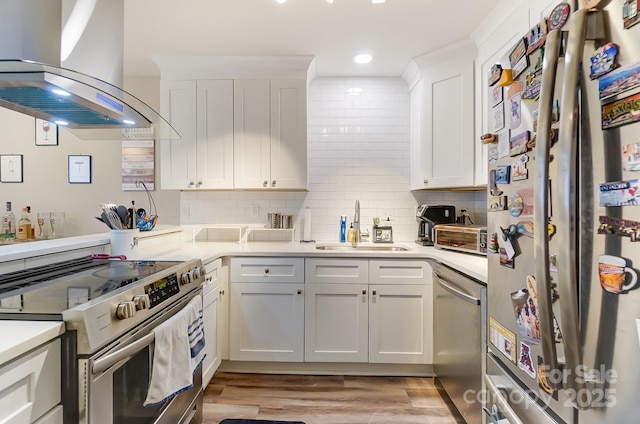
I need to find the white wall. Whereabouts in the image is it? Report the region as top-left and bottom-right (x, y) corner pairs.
(0, 76), (180, 237)
(180, 77), (487, 242)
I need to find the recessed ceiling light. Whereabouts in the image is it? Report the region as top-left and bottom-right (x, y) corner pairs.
(122, 119), (136, 125)
(276, 0), (286, 3)
(54, 120), (69, 126)
(372, 0), (385, 3)
(354, 53), (372, 64)
(52, 88), (71, 97)
(326, 0), (334, 3)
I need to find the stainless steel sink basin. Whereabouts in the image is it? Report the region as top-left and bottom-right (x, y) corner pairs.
(315, 243), (411, 252)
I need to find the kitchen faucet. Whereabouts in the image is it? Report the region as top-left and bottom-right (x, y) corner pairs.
(353, 200), (360, 247)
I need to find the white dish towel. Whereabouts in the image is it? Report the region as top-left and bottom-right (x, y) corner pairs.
(144, 295), (206, 405)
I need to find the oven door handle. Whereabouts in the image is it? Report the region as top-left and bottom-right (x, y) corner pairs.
(92, 332), (155, 374)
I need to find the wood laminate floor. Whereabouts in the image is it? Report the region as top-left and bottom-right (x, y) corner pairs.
(203, 372), (466, 424)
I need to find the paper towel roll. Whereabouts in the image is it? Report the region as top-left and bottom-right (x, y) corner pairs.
(303, 207), (312, 241)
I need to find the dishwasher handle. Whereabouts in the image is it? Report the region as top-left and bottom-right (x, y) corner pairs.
(434, 272), (481, 305)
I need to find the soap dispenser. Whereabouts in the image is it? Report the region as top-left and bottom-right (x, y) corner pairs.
(340, 216), (347, 243)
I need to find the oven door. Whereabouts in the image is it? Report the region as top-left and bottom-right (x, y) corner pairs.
(80, 289), (203, 424)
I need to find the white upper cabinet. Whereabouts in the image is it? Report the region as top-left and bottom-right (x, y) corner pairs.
(234, 79), (307, 190)
(160, 79), (234, 189)
(410, 42), (476, 190)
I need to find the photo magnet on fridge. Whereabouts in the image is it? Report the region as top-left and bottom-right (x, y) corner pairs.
(599, 179), (640, 206)
(526, 20), (548, 55)
(599, 59), (640, 100)
(488, 195), (508, 211)
(499, 248), (515, 268)
(519, 341), (537, 379)
(510, 132), (530, 156)
(622, 141), (640, 171)
(511, 288), (541, 344)
(623, 0), (640, 29)
(495, 165), (511, 184)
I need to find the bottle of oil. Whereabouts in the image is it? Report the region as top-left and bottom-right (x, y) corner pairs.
(16, 207), (32, 241)
(1, 202), (16, 243)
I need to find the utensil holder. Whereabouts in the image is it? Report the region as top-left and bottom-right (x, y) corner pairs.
(110, 229), (139, 257)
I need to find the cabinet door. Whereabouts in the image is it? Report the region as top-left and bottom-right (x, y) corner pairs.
(229, 282), (304, 362)
(0, 339), (61, 424)
(202, 259), (222, 387)
(160, 80), (198, 189)
(369, 284), (432, 364)
(421, 57), (475, 188)
(196, 80), (234, 189)
(233, 80), (271, 189)
(270, 79), (307, 190)
(304, 283), (369, 362)
(230, 257), (304, 283)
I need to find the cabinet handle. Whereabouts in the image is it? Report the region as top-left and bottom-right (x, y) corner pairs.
(188, 181), (195, 187)
(271, 180), (276, 187)
(362, 289), (367, 295)
(372, 290), (377, 296)
(220, 289), (225, 296)
(197, 180), (202, 187)
(263, 180), (268, 187)
(297, 289), (302, 295)
(264, 268), (270, 274)
(423, 179), (428, 185)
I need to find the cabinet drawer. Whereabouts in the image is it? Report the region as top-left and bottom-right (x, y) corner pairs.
(369, 260), (432, 285)
(0, 339), (61, 424)
(230, 257), (304, 283)
(203, 258), (222, 296)
(305, 258), (369, 284)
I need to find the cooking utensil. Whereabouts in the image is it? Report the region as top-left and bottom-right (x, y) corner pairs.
(101, 203), (124, 230)
(90, 254), (127, 260)
(116, 205), (128, 227)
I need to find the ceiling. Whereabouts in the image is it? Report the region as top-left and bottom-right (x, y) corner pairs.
(123, 0), (501, 78)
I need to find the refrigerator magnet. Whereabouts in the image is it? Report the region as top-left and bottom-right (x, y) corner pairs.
(601, 92), (640, 130)
(510, 132), (530, 157)
(509, 193), (524, 217)
(508, 82), (523, 129)
(547, 3), (571, 31)
(492, 102), (506, 132)
(589, 43), (619, 80)
(489, 170), (503, 196)
(509, 37), (528, 71)
(526, 20), (548, 55)
(599, 179), (640, 206)
(511, 288), (541, 344)
(488, 233), (499, 254)
(522, 68), (542, 101)
(623, 0), (640, 29)
(537, 356), (559, 400)
(495, 165), (511, 184)
(489, 84), (504, 107)
(489, 317), (517, 364)
(518, 341), (537, 379)
(599, 60), (640, 100)
(516, 221), (534, 238)
(549, 253), (558, 272)
(488, 63), (503, 87)
(488, 195), (508, 211)
(622, 141), (640, 171)
(511, 154), (530, 180)
(598, 215), (640, 241)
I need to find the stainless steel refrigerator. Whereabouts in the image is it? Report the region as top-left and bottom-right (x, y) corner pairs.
(485, 1), (640, 423)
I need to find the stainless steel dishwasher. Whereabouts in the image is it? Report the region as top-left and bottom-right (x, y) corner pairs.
(433, 262), (486, 424)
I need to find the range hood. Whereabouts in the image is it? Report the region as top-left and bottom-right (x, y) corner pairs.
(0, 0), (179, 140)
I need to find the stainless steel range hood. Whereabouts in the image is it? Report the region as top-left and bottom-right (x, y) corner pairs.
(0, 0), (179, 140)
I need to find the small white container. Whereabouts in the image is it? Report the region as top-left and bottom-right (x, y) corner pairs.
(110, 229), (139, 257)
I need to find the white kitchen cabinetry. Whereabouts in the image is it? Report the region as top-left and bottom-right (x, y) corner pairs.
(160, 79), (234, 190)
(233, 79), (307, 190)
(304, 258), (369, 362)
(410, 43), (476, 189)
(229, 258), (305, 362)
(0, 339), (62, 424)
(304, 258), (433, 364)
(202, 258), (224, 387)
(369, 260), (433, 364)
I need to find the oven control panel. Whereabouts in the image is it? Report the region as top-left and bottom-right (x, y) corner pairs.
(144, 273), (180, 309)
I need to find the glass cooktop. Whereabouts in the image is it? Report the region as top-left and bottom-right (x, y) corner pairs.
(0, 256), (183, 316)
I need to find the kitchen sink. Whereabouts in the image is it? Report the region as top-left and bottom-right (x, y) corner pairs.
(315, 243), (411, 252)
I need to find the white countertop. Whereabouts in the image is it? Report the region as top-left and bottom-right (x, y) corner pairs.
(0, 321), (65, 365)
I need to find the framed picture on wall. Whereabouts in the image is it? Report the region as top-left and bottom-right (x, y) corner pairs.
(35, 119), (58, 146)
(68, 155), (92, 184)
(0, 154), (24, 183)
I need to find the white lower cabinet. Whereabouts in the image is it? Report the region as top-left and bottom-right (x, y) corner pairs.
(304, 283), (369, 362)
(0, 339), (61, 424)
(229, 258), (305, 362)
(368, 284), (432, 364)
(202, 258), (224, 387)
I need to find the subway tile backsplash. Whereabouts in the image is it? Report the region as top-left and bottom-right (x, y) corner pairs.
(180, 77), (487, 242)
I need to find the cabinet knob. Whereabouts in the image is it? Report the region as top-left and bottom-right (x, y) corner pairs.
(263, 180), (268, 187)
(362, 289), (367, 295)
(372, 290), (377, 296)
(297, 289), (302, 295)
(264, 268), (270, 274)
(197, 180), (202, 187)
(423, 179), (428, 185)
(189, 181), (195, 187)
(271, 180), (276, 187)
(220, 289), (225, 296)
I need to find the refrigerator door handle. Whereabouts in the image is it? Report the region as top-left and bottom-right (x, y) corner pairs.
(556, 7), (588, 396)
(484, 374), (525, 424)
(533, 25), (562, 382)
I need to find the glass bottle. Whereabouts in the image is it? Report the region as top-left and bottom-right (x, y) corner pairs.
(16, 207), (32, 241)
(1, 202), (16, 243)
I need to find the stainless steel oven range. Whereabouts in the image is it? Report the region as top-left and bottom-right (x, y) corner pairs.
(0, 256), (206, 424)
